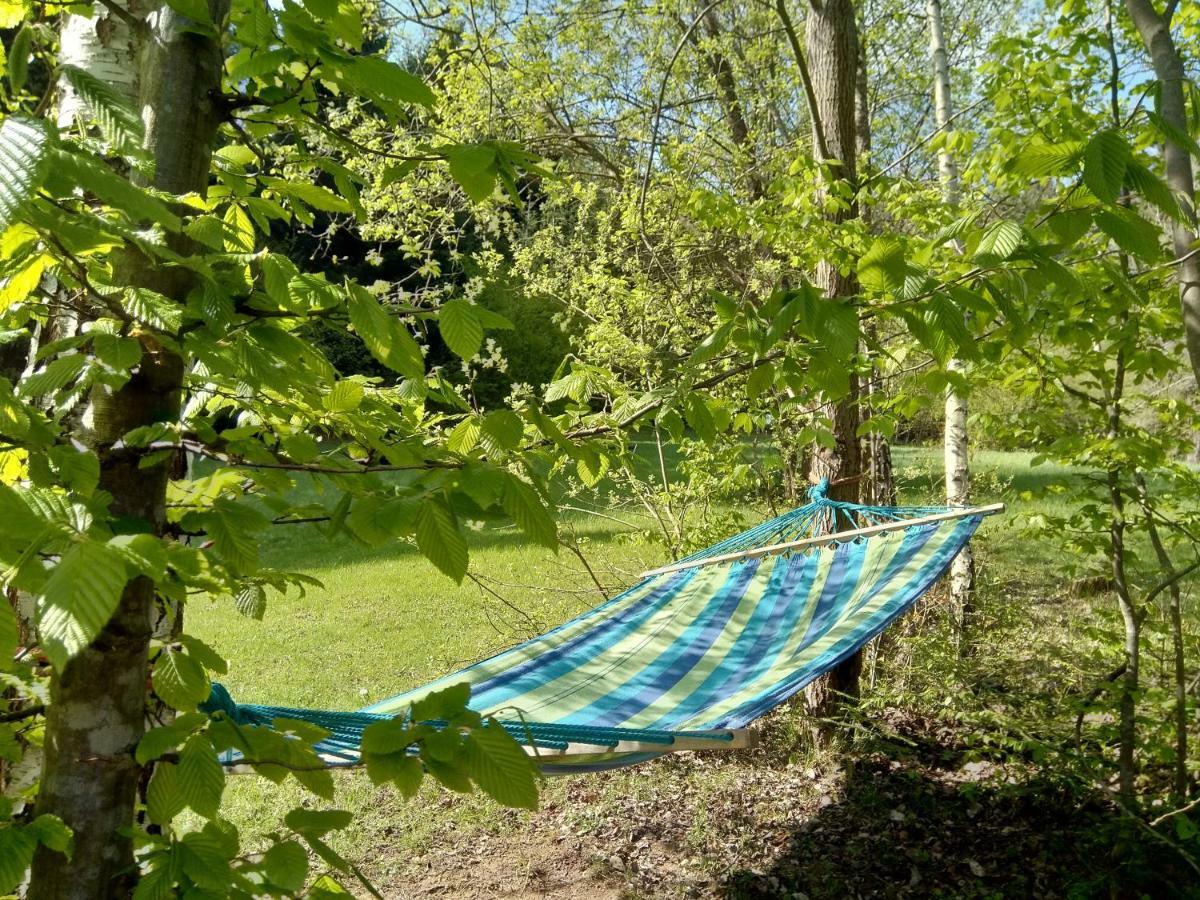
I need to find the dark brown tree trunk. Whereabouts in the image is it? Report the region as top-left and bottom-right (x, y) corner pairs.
(29, 2), (228, 896)
(799, 0), (865, 736)
(1124, 0), (1200, 389)
(692, 8), (764, 199)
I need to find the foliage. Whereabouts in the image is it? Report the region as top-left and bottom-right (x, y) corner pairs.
(1, 0), (1199, 893)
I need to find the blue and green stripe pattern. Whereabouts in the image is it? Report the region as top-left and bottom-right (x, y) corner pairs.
(207, 485), (983, 772)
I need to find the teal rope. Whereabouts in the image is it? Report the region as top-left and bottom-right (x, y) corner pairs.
(669, 479), (951, 567)
(203, 689), (736, 762)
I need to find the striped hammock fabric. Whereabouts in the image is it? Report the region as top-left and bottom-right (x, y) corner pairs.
(206, 486), (988, 773)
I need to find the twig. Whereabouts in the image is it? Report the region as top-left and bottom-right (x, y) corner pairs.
(1151, 794), (1200, 828)
(559, 537), (610, 601)
(0, 702), (45, 723)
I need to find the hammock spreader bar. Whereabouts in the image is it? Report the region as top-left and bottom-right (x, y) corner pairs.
(208, 482), (1000, 772)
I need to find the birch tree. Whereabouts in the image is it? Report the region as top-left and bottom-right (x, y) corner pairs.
(926, 0), (975, 636)
(1123, 0), (1200, 391)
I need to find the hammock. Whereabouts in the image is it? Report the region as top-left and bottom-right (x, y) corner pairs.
(204, 481), (1001, 773)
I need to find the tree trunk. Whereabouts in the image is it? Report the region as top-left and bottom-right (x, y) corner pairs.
(1123, 0), (1200, 389)
(1134, 474), (1189, 804)
(29, 2), (228, 896)
(926, 0), (975, 642)
(799, 0), (865, 737)
(688, 8), (764, 199)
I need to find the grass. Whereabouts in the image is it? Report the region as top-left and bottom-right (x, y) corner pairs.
(187, 445), (1196, 895)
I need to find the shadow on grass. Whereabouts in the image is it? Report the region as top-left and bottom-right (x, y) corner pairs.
(720, 754), (1194, 900)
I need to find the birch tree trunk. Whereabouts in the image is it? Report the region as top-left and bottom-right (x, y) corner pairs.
(799, 0), (865, 735)
(926, 0), (975, 641)
(28, 2), (228, 896)
(1123, 0), (1200, 389)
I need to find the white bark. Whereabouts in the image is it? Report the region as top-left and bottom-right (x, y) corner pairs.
(58, 2), (146, 129)
(927, 0), (975, 629)
(1123, 0), (1200, 389)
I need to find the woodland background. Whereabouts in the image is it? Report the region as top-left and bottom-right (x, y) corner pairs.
(0, 0), (1198, 896)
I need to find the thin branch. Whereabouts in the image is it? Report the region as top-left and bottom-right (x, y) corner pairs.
(0, 702), (45, 723)
(95, 0), (145, 32)
(1152, 794), (1200, 828)
(149, 440), (462, 474)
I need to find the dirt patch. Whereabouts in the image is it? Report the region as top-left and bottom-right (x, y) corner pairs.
(368, 711), (1193, 899)
(380, 829), (620, 899)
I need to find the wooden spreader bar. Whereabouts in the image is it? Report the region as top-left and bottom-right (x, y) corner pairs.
(639, 503), (1006, 579)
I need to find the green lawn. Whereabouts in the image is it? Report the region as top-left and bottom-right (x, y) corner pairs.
(186, 446), (1189, 893)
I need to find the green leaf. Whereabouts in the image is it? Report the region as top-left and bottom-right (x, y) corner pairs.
(447, 417), (481, 454)
(307, 875), (355, 898)
(974, 220), (1022, 260)
(347, 285), (424, 378)
(415, 497), (468, 582)
(412, 682), (473, 723)
(687, 322), (732, 365)
(0, 115), (47, 232)
(234, 582), (267, 619)
(60, 65), (145, 150)
(323, 379), (364, 412)
(0, 602), (16, 665)
(439, 298), (484, 359)
(28, 815), (72, 857)
(1095, 208), (1163, 261)
(52, 148), (181, 231)
(177, 734), (225, 818)
(366, 750), (424, 796)
(137, 714), (207, 765)
(109, 532), (167, 578)
(858, 236), (907, 293)
(284, 808), (354, 837)
(165, 0), (211, 22)
(35, 540), (129, 670)
(425, 756), (473, 793)
(0, 483), (39, 539)
(443, 144), (498, 202)
(360, 718), (415, 754)
(18, 353), (87, 399)
(809, 298), (860, 359)
(1146, 109), (1200, 161)
(463, 721), (538, 810)
(1010, 140), (1084, 177)
(223, 203), (255, 252)
(0, 825), (38, 894)
(479, 409), (523, 454)
(7, 25), (31, 94)
(179, 827), (233, 890)
(1124, 160), (1182, 222)
(499, 473), (557, 550)
(146, 761), (185, 825)
(1082, 130), (1130, 204)
(262, 178), (352, 213)
(746, 361), (775, 400)
(684, 393), (716, 443)
(263, 839), (309, 893)
(153, 646), (211, 710)
(343, 55), (435, 107)
(93, 333), (142, 371)
(203, 502), (262, 574)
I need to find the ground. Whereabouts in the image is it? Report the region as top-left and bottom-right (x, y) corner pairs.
(190, 447), (1199, 898)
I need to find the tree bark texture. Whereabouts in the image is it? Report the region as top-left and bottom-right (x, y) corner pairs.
(1124, 0), (1200, 389)
(801, 0), (865, 732)
(29, 2), (228, 896)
